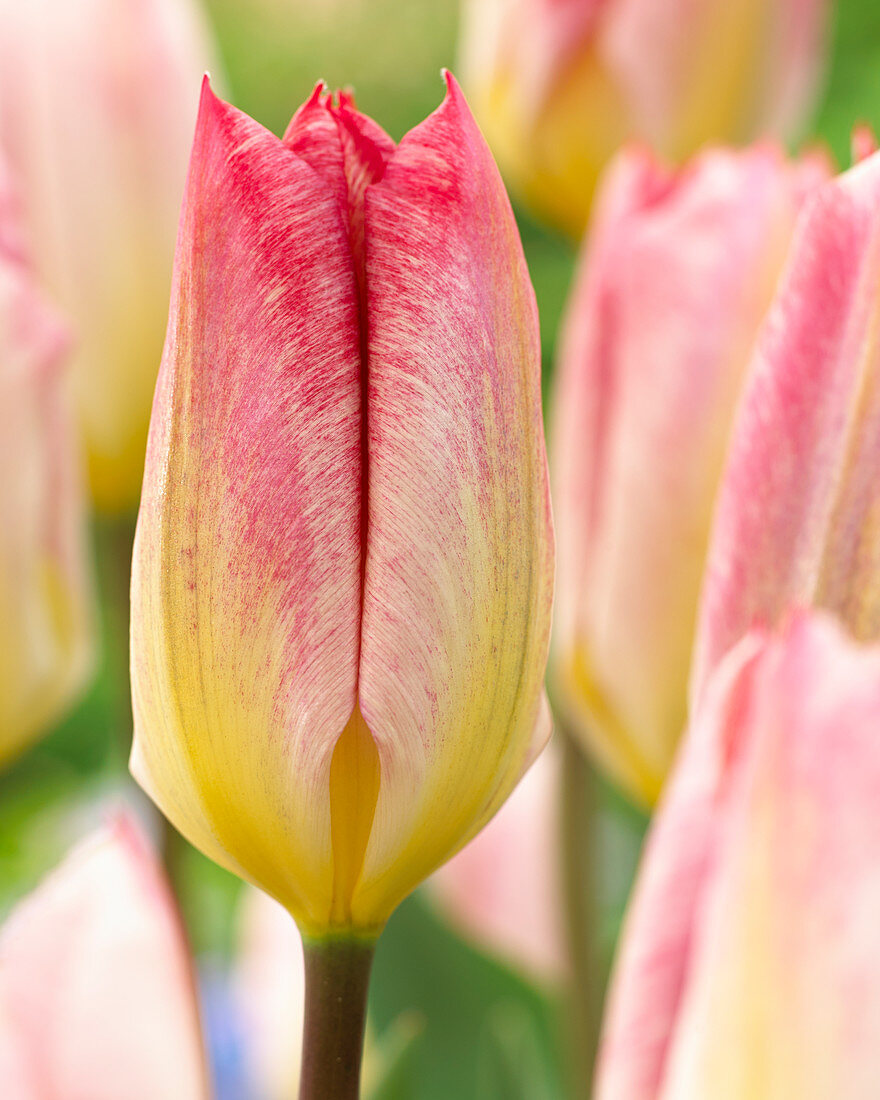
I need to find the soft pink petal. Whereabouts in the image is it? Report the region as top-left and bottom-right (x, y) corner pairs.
(0, 0), (218, 509)
(353, 73), (554, 925)
(0, 161), (92, 762)
(599, 613), (880, 1099)
(130, 79), (364, 928)
(551, 143), (826, 803)
(693, 149), (880, 704)
(663, 615), (880, 1099)
(594, 631), (766, 1100)
(234, 889), (305, 1100)
(0, 815), (208, 1100)
(430, 739), (564, 982)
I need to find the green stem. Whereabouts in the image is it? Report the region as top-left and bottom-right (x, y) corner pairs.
(93, 514), (137, 769)
(299, 937), (376, 1100)
(560, 730), (602, 1097)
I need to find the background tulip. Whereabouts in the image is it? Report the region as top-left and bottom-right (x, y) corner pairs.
(549, 143), (828, 805)
(130, 74), (554, 940)
(0, 0), (218, 511)
(430, 739), (564, 983)
(234, 888), (306, 1100)
(0, 815), (208, 1099)
(458, 0), (829, 238)
(693, 146), (880, 703)
(0, 163), (91, 764)
(596, 613), (880, 1100)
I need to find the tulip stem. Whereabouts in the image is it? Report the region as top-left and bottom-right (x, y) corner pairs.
(299, 936), (376, 1100)
(560, 731), (602, 1096)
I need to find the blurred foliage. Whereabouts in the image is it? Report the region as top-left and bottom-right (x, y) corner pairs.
(0, 0), (879, 1097)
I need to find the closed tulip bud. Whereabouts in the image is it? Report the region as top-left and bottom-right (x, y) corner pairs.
(0, 816), (209, 1099)
(596, 613), (880, 1100)
(459, 0), (829, 238)
(550, 145), (827, 805)
(0, 164), (91, 763)
(694, 148), (880, 703)
(0, 0), (219, 511)
(130, 75), (554, 940)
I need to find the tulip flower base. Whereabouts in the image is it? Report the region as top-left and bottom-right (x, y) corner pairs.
(300, 937), (376, 1100)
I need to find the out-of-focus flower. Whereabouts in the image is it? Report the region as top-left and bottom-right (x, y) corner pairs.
(430, 739), (564, 983)
(234, 889), (306, 1100)
(693, 148), (880, 704)
(0, 163), (91, 763)
(550, 144), (827, 806)
(595, 613), (880, 1100)
(0, 0), (218, 511)
(0, 815), (209, 1099)
(130, 76), (554, 939)
(458, 0), (829, 237)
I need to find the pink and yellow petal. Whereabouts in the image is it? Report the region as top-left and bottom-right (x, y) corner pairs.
(353, 74), (554, 926)
(130, 81), (364, 933)
(0, 165), (91, 762)
(693, 150), (880, 702)
(551, 144), (825, 805)
(661, 616), (880, 1099)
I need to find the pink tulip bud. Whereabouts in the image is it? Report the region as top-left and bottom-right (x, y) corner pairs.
(0, 815), (209, 1099)
(596, 613), (880, 1099)
(458, 0), (830, 237)
(550, 143), (828, 805)
(130, 75), (554, 938)
(0, 0), (219, 511)
(0, 162), (91, 763)
(693, 147), (880, 705)
(430, 739), (564, 982)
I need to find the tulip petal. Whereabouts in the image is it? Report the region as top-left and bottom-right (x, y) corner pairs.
(130, 80), (364, 932)
(0, 0), (218, 510)
(352, 73), (554, 926)
(665, 616), (880, 1099)
(551, 144), (825, 805)
(598, 613), (880, 1100)
(0, 163), (91, 761)
(0, 816), (208, 1099)
(430, 737), (564, 982)
(693, 151), (880, 704)
(594, 632), (766, 1099)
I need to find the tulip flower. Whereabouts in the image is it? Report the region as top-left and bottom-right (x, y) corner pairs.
(0, 0), (218, 511)
(693, 147), (880, 704)
(430, 738), (564, 982)
(235, 888), (306, 1100)
(130, 74), (553, 1096)
(0, 815), (209, 1099)
(0, 162), (91, 763)
(595, 613), (880, 1100)
(550, 143), (827, 805)
(458, 0), (829, 238)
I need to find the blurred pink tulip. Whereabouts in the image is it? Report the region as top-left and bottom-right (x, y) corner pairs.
(0, 815), (209, 1099)
(550, 143), (828, 805)
(0, 0), (218, 511)
(596, 612), (880, 1100)
(0, 162), (91, 763)
(430, 740), (564, 983)
(235, 888), (306, 1100)
(693, 147), (880, 703)
(459, 0), (829, 236)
